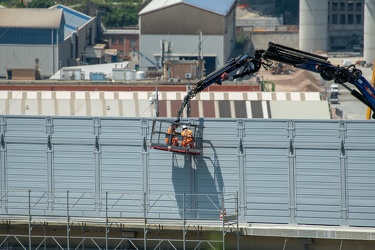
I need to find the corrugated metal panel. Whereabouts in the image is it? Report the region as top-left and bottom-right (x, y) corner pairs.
(139, 0), (234, 16)
(101, 145), (143, 217)
(293, 120), (340, 149)
(101, 145), (142, 192)
(346, 150), (375, 226)
(3, 117), (375, 227)
(201, 119), (239, 148)
(104, 117), (149, 217)
(148, 150), (191, 219)
(245, 148), (290, 223)
(6, 144), (47, 190)
(234, 100), (247, 118)
(0, 92), (331, 119)
(270, 101), (331, 119)
(99, 118), (143, 146)
(250, 101), (264, 118)
(202, 100), (216, 118)
(51, 117), (94, 144)
(5, 116), (47, 144)
(295, 149), (341, 226)
(158, 100), (168, 117)
(54, 144), (94, 192)
(190, 100), (199, 117)
(140, 5), (224, 35)
(243, 120), (289, 148)
(170, 100), (182, 118)
(345, 122), (375, 150)
(196, 146), (238, 219)
(0, 9), (62, 28)
(140, 5), (225, 37)
(140, 35), (224, 71)
(218, 100), (231, 118)
(0, 46), (56, 77)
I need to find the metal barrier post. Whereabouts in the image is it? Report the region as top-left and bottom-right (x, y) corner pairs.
(105, 191), (108, 250)
(183, 193), (186, 250)
(67, 191), (70, 250)
(28, 190), (32, 250)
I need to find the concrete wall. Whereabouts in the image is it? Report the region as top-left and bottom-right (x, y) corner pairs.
(247, 31), (299, 53)
(299, 0), (328, 52)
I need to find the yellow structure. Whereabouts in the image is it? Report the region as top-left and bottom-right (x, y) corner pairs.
(366, 62), (375, 119)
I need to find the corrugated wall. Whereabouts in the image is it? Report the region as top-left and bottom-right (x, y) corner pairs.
(0, 45), (57, 77)
(1, 116), (375, 227)
(139, 34), (225, 71)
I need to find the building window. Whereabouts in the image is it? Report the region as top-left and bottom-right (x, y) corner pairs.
(340, 14), (345, 24)
(332, 14), (338, 24)
(348, 2), (354, 11)
(355, 14), (362, 24)
(355, 2), (362, 11)
(119, 38), (124, 45)
(340, 1), (345, 11)
(348, 14), (353, 24)
(130, 39), (137, 50)
(332, 1), (339, 11)
(111, 37), (118, 45)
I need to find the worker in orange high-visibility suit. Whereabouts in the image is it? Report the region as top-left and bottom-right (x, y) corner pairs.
(181, 125), (194, 148)
(165, 123), (180, 146)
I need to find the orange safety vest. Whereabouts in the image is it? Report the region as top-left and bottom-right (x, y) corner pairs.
(181, 129), (193, 148)
(166, 127), (179, 145)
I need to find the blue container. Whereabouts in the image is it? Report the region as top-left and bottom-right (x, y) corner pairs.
(90, 72), (106, 81)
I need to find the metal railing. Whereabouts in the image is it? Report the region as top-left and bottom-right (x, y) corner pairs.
(0, 190), (239, 250)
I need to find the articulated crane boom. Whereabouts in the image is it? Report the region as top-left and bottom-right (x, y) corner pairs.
(260, 42), (375, 118)
(175, 52), (265, 121)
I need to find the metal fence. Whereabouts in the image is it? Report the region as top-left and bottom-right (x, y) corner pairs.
(0, 190), (239, 250)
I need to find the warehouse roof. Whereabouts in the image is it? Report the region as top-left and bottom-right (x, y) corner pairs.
(0, 8), (63, 28)
(0, 90), (330, 119)
(50, 4), (93, 39)
(139, 0), (236, 16)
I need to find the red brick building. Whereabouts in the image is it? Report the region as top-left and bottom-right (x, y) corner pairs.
(102, 27), (139, 61)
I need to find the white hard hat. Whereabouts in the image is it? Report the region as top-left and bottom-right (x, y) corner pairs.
(182, 125), (188, 129)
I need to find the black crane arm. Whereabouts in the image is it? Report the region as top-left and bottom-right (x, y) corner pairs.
(261, 42), (375, 118)
(176, 54), (263, 121)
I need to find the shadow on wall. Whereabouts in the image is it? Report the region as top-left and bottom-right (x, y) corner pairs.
(172, 141), (223, 220)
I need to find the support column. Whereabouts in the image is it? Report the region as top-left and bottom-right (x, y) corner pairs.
(287, 120), (296, 224)
(141, 118), (149, 250)
(0, 116), (6, 213)
(93, 117), (101, 214)
(339, 121), (348, 225)
(46, 117), (54, 211)
(237, 119), (246, 221)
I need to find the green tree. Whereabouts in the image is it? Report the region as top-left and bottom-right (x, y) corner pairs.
(101, 4), (140, 27)
(27, 0), (53, 8)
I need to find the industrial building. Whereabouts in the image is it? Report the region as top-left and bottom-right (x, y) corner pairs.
(138, 0), (237, 74)
(0, 89), (330, 119)
(0, 5), (97, 78)
(299, 0), (375, 64)
(1, 1), (375, 250)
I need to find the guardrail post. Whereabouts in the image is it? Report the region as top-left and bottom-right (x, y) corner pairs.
(287, 120), (296, 224)
(143, 192), (147, 250)
(339, 121), (348, 225)
(183, 193), (186, 250)
(105, 191), (108, 250)
(67, 191), (70, 250)
(93, 117), (101, 214)
(0, 116), (6, 213)
(29, 190), (32, 250)
(46, 117), (54, 212)
(237, 119), (246, 221)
